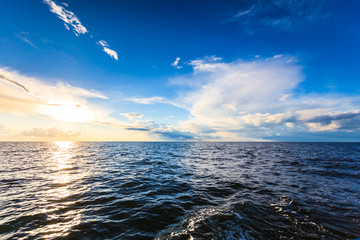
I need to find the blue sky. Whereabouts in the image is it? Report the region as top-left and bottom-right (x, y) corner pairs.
(0, 0), (359, 141)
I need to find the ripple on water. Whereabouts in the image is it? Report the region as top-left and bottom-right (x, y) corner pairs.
(0, 142), (359, 239)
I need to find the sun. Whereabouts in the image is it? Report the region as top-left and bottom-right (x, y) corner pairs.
(38, 103), (94, 122)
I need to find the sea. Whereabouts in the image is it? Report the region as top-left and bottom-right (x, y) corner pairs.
(0, 142), (359, 240)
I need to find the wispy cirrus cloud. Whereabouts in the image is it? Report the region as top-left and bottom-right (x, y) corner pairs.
(228, 0), (332, 32)
(43, 0), (118, 60)
(43, 0), (88, 36)
(127, 96), (165, 104)
(97, 40), (118, 60)
(127, 96), (186, 110)
(120, 112), (144, 119)
(15, 32), (39, 50)
(0, 73), (30, 92)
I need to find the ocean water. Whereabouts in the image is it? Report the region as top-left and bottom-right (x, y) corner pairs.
(0, 142), (359, 240)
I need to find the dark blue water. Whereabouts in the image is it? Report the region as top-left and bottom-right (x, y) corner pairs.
(0, 142), (359, 239)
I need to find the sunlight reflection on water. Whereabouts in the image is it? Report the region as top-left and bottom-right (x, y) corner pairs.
(34, 141), (82, 239)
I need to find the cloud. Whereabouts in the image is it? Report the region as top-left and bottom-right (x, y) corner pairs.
(43, 1), (118, 60)
(306, 111), (360, 132)
(235, 9), (252, 17)
(107, 56), (360, 141)
(64, 23), (70, 30)
(165, 56), (360, 140)
(171, 57), (182, 69)
(43, 0), (88, 36)
(97, 40), (118, 60)
(0, 67), (196, 141)
(0, 73), (30, 92)
(125, 127), (150, 132)
(229, 0), (332, 31)
(0, 123), (18, 138)
(186, 56), (302, 119)
(279, 94), (291, 101)
(189, 56), (224, 72)
(0, 67), (109, 123)
(21, 127), (81, 138)
(127, 96), (186, 110)
(121, 119), (197, 141)
(16, 33), (39, 50)
(120, 113), (144, 119)
(127, 96), (165, 104)
(152, 130), (195, 140)
(103, 47), (118, 61)
(103, 47), (118, 60)
(97, 40), (108, 47)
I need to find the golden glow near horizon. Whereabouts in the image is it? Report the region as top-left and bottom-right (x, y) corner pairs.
(38, 104), (94, 123)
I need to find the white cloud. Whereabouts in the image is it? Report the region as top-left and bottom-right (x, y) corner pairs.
(115, 56), (359, 141)
(230, 0), (331, 31)
(171, 57), (182, 69)
(43, 0), (88, 36)
(306, 122), (339, 132)
(97, 40), (118, 60)
(279, 93), (291, 101)
(97, 40), (108, 47)
(186, 56), (302, 120)
(103, 47), (118, 60)
(0, 67), (109, 123)
(168, 56), (360, 140)
(21, 127), (81, 138)
(189, 56), (224, 72)
(127, 96), (165, 104)
(16, 33), (39, 50)
(120, 113), (144, 119)
(304, 111), (360, 132)
(235, 9), (252, 17)
(43, 1), (119, 61)
(127, 96), (186, 110)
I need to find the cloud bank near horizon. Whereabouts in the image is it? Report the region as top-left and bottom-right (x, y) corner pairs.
(0, 67), (195, 141)
(21, 127), (81, 138)
(1, 55), (359, 141)
(129, 55), (359, 141)
(179, 56), (359, 140)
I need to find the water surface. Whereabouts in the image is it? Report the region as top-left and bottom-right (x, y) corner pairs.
(0, 142), (359, 239)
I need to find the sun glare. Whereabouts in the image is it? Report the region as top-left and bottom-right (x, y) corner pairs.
(54, 141), (74, 149)
(34, 140), (83, 239)
(38, 103), (93, 122)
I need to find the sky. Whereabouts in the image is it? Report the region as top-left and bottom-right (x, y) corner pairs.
(0, 0), (359, 141)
